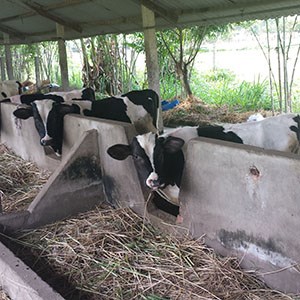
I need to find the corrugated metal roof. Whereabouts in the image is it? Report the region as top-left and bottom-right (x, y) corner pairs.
(0, 0), (299, 45)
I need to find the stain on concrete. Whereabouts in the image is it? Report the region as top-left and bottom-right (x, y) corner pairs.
(218, 229), (282, 255)
(249, 165), (260, 179)
(62, 156), (102, 181)
(102, 175), (118, 207)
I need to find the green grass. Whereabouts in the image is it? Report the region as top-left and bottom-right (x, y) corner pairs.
(190, 69), (273, 111)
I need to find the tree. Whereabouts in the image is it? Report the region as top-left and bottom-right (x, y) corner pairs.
(81, 34), (141, 95)
(159, 25), (230, 97)
(250, 16), (300, 113)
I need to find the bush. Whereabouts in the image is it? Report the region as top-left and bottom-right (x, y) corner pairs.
(191, 69), (272, 111)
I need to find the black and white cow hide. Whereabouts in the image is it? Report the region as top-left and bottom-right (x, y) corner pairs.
(0, 80), (23, 100)
(13, 89), (159, 155)
(1, 87), (95, 104)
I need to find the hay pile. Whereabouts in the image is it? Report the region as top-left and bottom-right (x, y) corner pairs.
(0, 144), (51, 212)
(163, 96), (273, 127)
(0, 289), (10, 300)
(14, 206), (298, 300)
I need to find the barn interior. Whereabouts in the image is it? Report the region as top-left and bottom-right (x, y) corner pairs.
(0, 1), (300, 299)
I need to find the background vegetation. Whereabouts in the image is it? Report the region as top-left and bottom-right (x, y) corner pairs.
(1, 15), (300, 114)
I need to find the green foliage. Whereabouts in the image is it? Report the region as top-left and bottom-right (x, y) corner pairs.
(160, 73), (181, 100)
(69, 71), (82, 89)
(189, 69), (273, 111)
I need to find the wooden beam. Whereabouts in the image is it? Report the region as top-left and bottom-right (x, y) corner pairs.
(141, 5), (163, 133)
(20, 1), (83, 33)
(0, 24), (25, 40)
(4, 34), (14, 80)
(0, 0), (92, 23)
(130, 0), (178, 24)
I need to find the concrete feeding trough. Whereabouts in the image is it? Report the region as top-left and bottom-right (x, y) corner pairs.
(1, 101), (300, 294)
(180, 137), (300, 293)
(0, 103), (146, 230)
(0, 102), (148, 298)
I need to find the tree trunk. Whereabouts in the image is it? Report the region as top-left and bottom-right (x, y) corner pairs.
(175, 62), (193, 97)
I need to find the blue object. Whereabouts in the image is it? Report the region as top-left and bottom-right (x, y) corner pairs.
(162, 99), (179, 111)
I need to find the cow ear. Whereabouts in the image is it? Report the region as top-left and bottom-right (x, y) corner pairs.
(107, 144), (132, 160)
(13, 106), (33, 119)
(163, 136), (185, 154)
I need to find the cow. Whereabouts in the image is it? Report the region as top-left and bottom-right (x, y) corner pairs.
(45, 87), (95, 102)
(107, 114), (300, 218)
(1, 87), (95, 104)
(13, 89), (159, 156)
(0, 80), (23, 100)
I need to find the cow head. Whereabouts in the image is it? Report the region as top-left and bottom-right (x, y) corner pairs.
(107, 132), (185, 190)
(13, 100), (80, 155)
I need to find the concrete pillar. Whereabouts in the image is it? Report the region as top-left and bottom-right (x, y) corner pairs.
(3, 34), (14, 80)
(56, 24), (69, 90)
(34, 56), (41, 88)
(0, 57), (6, 81)
(141, 5), (163, 133)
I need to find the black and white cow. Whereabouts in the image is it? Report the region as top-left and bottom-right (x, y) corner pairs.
(13, 89), (159, 155)
(107, 114), (300, 217)
(0, 80), (23, 100)
(1, 87), (95, 104)
(45, 87), (95, 102)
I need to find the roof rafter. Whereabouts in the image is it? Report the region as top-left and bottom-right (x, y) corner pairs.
(0, 24), (26, 40)
(0, 0), (93, 23)
(130, 0), (178, 25)
(16, 0), (83, 33)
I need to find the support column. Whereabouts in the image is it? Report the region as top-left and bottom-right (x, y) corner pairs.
(0, 57), (6, 81)
(56, 24), (69, 90)
(34, 56), (41, 88)
(141, 5), (163, 133)
(4, 34), (14, 80)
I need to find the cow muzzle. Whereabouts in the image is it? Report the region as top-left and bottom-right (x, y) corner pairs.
(40, 138), (53, 146)
(146, 172), (162, 190)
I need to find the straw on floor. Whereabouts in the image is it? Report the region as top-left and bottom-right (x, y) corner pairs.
(0, 144), (51, 212)
(14, 206), (298, 300)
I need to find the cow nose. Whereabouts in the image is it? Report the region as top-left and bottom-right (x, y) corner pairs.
(40, 138), (52, 146)
(149, 179), (160, 189)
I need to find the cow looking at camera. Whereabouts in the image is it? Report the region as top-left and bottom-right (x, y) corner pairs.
(107, 114), (300, 217)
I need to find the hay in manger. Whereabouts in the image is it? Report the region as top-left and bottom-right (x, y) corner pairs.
(12, 207), (298, 300)
(0, 144), (51, 213)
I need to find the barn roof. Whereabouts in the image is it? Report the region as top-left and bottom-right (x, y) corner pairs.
(0, 0), (299, 45)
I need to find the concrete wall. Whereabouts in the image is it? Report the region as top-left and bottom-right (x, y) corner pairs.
(180, 137), (300, 293)
(0, 102), (60, 171)
(0, 103), (146, 230)
(2, 102), (300, 293)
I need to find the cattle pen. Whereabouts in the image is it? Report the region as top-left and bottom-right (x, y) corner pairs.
(0, 143), (298, 299)
(0, 101), (300, 298)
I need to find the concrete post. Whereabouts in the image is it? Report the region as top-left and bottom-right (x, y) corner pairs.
(34, 56), (41, 88)
(3, 34), (14, 80)
(0, 57), (6, 81)
(141, 5), (163, 133)
(56, 24), (69, 90)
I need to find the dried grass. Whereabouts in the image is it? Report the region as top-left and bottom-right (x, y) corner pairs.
(163, 96), (273, 127)
(14, 207), (299, 300)
(0, 144), (51, 212)
(0, 289), (10, 300)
